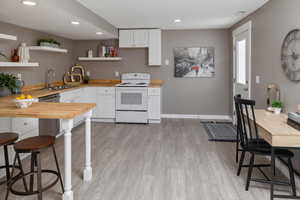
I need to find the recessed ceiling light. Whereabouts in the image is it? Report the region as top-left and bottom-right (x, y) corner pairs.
(21, 0), (37, 6)
(71, 21), (80, 25)
(238, 11), (247, 15)
(96, 32), (103, 35)
(174, 19), (182, 23)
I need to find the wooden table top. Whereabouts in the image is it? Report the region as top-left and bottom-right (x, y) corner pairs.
(0, 102), (96, 119)
(250, 109), (300, 147)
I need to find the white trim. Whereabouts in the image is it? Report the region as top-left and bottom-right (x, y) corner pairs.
(92, 118), (115, 123)
(161, 114), (232, 121)
(232, 21), (252, 122)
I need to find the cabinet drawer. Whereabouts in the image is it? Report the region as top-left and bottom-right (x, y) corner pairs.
(97, 87), (115, 95)
(12, 118), (38, 134)
(148, 88), (161, 96)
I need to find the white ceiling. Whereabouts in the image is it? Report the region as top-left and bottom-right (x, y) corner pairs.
(0, 0), (118, 40)
(77, 0), (269, 29)
(0, 0), (269, 40)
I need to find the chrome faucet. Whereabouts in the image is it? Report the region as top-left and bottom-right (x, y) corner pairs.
(46, 68), (56, 89)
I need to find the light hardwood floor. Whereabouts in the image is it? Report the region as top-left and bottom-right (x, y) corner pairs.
(1, 119), (299, 200)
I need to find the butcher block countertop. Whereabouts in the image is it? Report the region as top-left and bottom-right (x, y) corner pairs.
(0, 102), (96, 119)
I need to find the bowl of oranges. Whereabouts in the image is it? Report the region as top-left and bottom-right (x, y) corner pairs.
(14, 94), (36, 109)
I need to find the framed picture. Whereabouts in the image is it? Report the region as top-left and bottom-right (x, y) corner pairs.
(174, 47), (215, 78)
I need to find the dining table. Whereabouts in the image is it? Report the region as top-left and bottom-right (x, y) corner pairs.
(249, 109), (300, 200)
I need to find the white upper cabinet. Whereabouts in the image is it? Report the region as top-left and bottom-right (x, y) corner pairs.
(134, 30), (149, 47)
(119, 29), (149, 48)
(119, 30), (133, 48)
(119, 29), (161, 66)
(148, 29), (161, 66)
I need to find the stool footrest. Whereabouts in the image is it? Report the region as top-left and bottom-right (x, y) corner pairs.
(9, 169), (60, 196)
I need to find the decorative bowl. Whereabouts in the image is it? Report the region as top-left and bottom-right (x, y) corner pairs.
(14, 98), (37, 109)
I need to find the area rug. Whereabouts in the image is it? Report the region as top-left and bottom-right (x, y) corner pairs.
(202, 122), (237, 142)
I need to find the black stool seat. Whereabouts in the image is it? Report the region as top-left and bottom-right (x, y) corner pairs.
(0, 132), (18, 146)
(14, 136), (55, 153)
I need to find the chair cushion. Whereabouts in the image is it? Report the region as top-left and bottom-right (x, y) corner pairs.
(14, 136), (55, 153)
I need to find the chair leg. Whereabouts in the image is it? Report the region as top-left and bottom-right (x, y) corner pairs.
(52, 145), (64, 193)
(5, 153), (18, 200)
(236, 134), (239, 163)
(246, 153), (255, 191)
(287, 158), (296, 196)
(36, 152), (42, 200)
(237, 150), (245, 176)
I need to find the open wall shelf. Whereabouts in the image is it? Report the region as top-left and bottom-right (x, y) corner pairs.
(0, 33), (17, 41)
(0, 62), (39, 67)
(78, 57), (122, 61)
(28, 46), (68, 53)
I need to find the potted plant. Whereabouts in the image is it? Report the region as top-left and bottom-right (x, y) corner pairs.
(37, 39), (61, 48)
(0, 73), (18, 97)
(83, 75), (90, 84)
(272, 100), (283, 114)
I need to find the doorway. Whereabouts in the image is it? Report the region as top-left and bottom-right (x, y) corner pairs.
(232, 21), (252, 122)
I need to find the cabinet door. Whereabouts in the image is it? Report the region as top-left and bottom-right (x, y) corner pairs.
(133, 30), (149, 47)
(149, 29), (162, 66)
(95, 87), (115, 119)
(0, 118), (11, 132)
(119, 30), (134, 48)
(148, 88), (161, 120)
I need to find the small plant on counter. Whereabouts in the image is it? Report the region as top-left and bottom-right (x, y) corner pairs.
(271, 100), (283, 114)
(272, 100), (283, 108)
(0, 73), (18, 97)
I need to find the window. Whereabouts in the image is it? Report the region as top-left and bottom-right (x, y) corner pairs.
(237, 39), (246, 84)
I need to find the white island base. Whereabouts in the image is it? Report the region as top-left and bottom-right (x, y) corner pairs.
(62, 110), (93, 200)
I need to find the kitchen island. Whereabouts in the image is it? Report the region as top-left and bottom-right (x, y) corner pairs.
(0, 101), (96, 200)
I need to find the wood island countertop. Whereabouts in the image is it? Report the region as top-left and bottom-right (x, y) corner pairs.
(0, 102), (96, 119)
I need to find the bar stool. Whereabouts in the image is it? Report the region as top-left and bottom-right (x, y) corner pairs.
(5, 136), (64, 200)
(0, 132), (28, 188)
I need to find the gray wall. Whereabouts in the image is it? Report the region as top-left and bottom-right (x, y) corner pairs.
(231, 0), (300, 171)
(73, 29), (231, 115)
(231, 0), (300, 113)
(0, 21), (74, 85)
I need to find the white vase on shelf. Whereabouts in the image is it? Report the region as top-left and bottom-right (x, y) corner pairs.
(18, 43), (30, 63)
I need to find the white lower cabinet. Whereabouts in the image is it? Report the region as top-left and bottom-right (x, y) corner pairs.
(0, 117), (38, 175)
(148, 88), (161, 123)
(94, 87), (115, 121)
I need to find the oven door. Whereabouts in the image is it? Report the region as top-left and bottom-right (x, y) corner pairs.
(116, 87), (148, 111)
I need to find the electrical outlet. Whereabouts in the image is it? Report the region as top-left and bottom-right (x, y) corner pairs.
(86, 71), (91, 76)
(17, 73), (22, 80)
(165, 59), (170, 66)
(256, 76), (260, 84)
(115, 71), (119, 77)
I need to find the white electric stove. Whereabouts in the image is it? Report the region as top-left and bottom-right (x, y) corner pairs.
(115, 73), (150, 124)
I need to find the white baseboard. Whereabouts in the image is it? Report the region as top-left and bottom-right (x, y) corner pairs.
(92, 118), (115, 123)
(161, 114), (232, 121)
